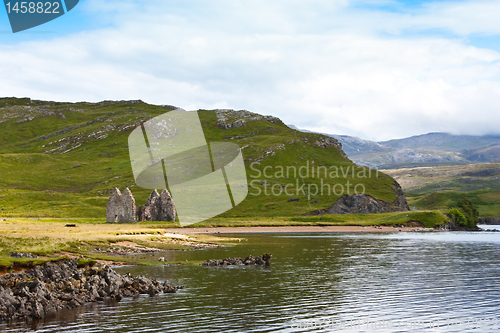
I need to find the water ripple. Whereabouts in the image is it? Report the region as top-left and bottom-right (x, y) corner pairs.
(1, 232), (499, 332)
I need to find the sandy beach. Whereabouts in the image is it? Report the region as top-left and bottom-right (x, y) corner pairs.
(164, 225), (423, 234)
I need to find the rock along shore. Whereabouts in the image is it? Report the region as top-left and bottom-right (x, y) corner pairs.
(0, 259), (181, 322)
(201, 254), (272, 267)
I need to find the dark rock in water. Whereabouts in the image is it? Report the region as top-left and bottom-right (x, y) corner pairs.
(9, 252), (38, 259)
(0, 259), (181, 322)
(201, 254), (272, 267)
(310, 181), (410, 215)
(434, 222), (482, 231)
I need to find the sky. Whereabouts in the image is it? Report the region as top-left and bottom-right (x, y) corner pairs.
(1, 0), (499, 141)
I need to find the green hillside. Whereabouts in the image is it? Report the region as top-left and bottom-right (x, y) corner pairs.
(385, 163), (500, 217)
(0, 97), (399, 219)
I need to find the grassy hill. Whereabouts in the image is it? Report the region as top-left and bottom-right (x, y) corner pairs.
(384, 163), (500, 217)
(0, 97), (400, 219)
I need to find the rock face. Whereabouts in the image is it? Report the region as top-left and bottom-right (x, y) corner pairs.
(391, 181), (411, 211)
(323, 181), (410, 215)
(478, 217), (500, 225)
(137, 189), (176, 222)
(106, 187), (136, 223)
(215, 109), (281, 129)
(0, 259), (181, 322)
(201, 254), (272, 267)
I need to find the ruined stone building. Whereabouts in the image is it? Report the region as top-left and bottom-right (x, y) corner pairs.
(136, 189), (176, 222)
(106, 188), (136, 223)
(107, 187), (176, 223)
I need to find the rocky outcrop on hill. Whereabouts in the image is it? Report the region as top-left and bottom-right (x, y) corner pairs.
(325, 193), (403, 214)
(391, 181), (411, 211)
(310, 181), (409, 215)
(215, 109), (281, 129)
(201, 254), (272, 267)
(0, 259), (181, 322)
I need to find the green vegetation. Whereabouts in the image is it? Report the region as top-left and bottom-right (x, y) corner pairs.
(196, 210), (448, 228)
(457, 199), (479, 228)
(385, 163), (500, 218)
(288, 211), (448, 228)
(448, 208), (467, 227)
(406, 189), (500, 218)
(447, 199), (479, 228)
(0, 97), (400, 218)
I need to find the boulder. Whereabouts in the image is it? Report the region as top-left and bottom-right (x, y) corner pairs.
(322, 181), (409, 215)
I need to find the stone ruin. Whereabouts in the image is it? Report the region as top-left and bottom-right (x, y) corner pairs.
(106, 188), (136, 223)
(106, 187), (176, 223)
(136, 189), (176, 222)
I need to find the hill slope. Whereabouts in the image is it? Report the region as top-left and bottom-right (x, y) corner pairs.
(290, 127), (500, 169)
(384, 163), (500, 217)
(0, 98), (400, 219)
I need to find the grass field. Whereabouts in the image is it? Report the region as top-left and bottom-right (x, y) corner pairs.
(0, 218), (237, 268)
(198, 211), (448, 229)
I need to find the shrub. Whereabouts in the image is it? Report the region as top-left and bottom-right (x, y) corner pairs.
(457, 199), (479, 228)
(448, 208), (467, 227)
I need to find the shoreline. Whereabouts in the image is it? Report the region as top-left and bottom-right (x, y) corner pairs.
(164, 225), (427, 234)
(0, 259), (181, 323)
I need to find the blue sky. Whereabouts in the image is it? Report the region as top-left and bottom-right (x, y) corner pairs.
(1, 0), (500, 140)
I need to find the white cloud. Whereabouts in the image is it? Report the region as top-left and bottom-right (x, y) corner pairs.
(1, 0), (500, 140)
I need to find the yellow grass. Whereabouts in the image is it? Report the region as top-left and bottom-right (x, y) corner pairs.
(0, 219), (233, 266)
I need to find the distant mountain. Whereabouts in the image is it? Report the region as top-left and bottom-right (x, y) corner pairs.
(463, 144), (500, 163)
(379, 132), (500, 152)
(287, 125), (388, 156)
(288, 126), (500, 169)
(328, 134), (389, 156)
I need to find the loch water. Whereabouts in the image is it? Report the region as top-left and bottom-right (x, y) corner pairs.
(2, 228), (499, 332)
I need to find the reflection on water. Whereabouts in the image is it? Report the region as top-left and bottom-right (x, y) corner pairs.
(2, 230), (499, 332)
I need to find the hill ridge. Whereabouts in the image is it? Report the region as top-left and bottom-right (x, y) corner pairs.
(0, 97), (399, 219)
